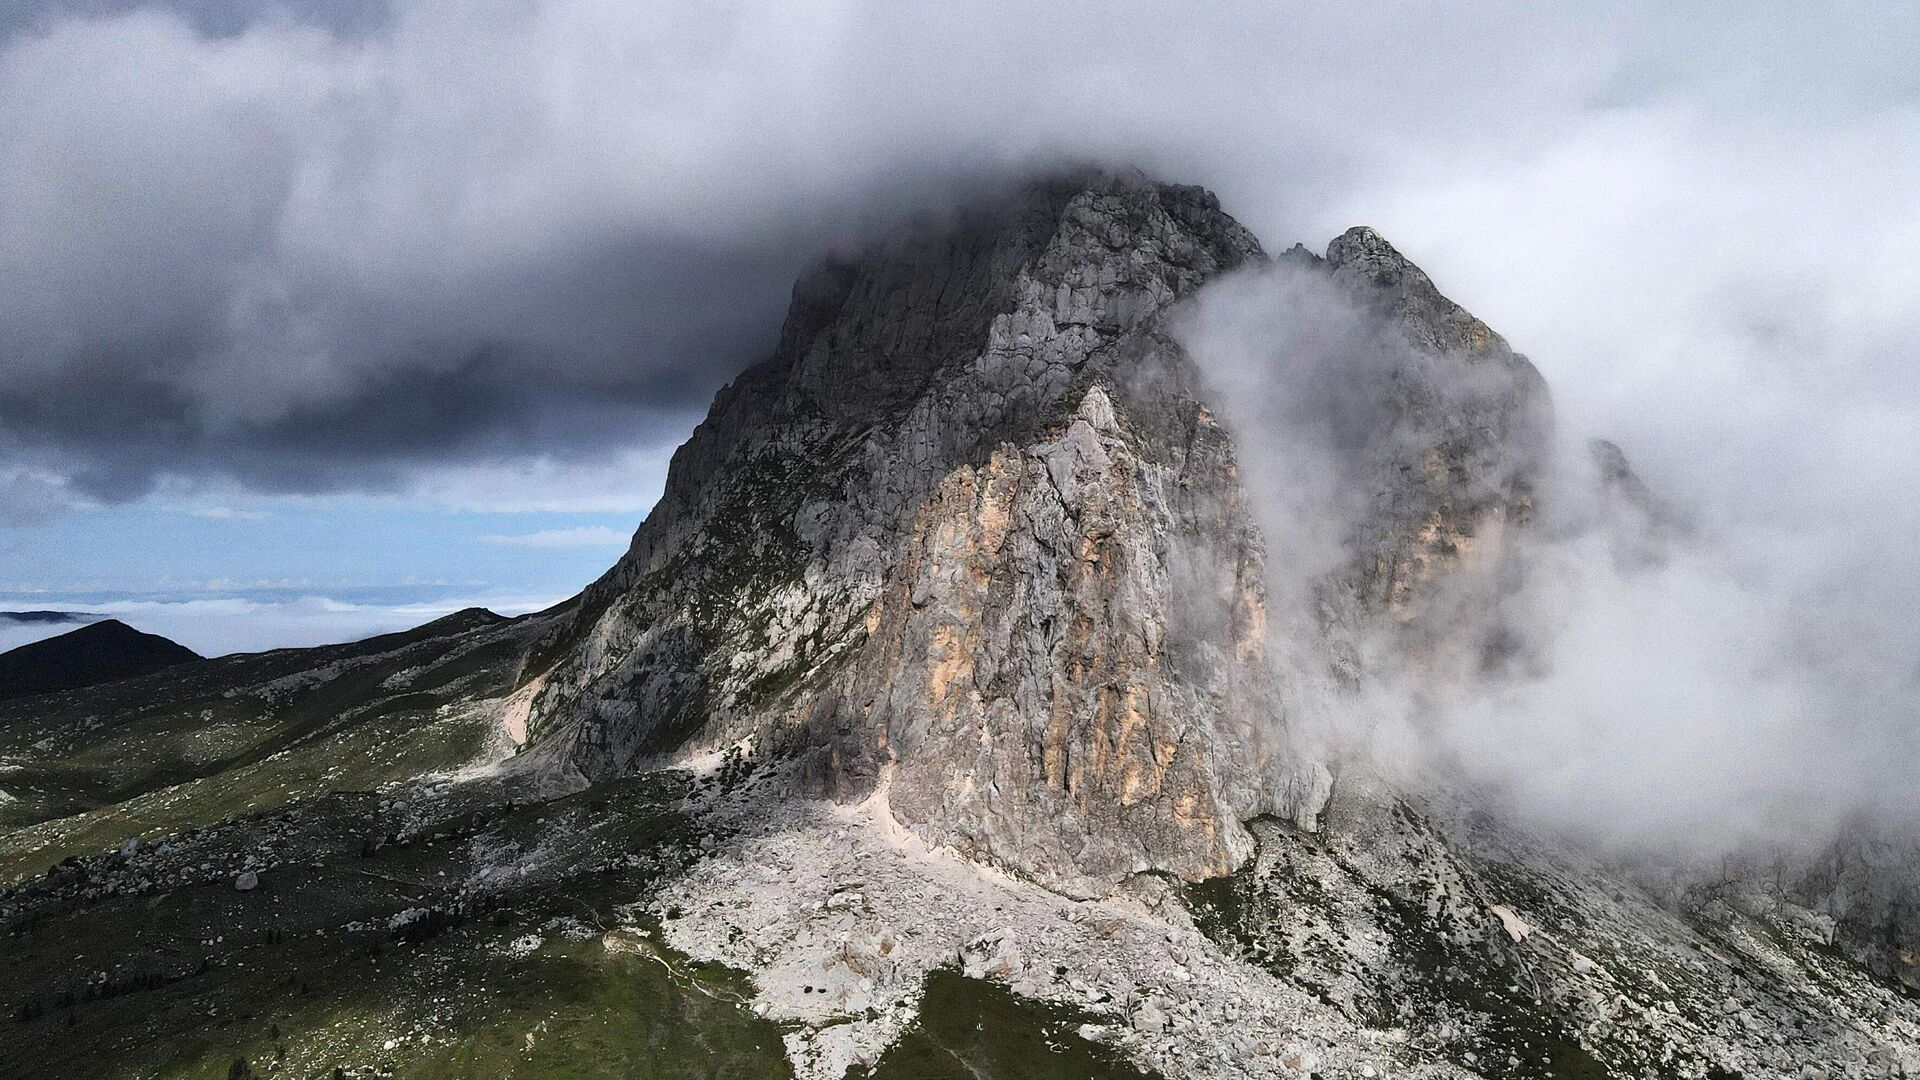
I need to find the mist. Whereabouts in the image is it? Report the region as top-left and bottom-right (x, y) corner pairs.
(1179, 254), (1920, 864)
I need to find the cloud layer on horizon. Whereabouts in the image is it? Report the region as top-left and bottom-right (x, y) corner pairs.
(0, 587), (562, 656)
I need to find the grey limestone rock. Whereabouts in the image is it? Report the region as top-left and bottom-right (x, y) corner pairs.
(1129, 996), (1170, 1035)
(522, 173), (1555, 898)
(1320, 226), (1551, 655)
(525, 171), (1294, 895)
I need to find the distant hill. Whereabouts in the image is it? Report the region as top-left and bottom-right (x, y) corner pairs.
(0, 619), (201, 700)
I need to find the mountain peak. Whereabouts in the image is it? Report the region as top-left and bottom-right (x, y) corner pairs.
(579, 169), (1267, 601)
(1325, 223), (1397, 260)
(768, 169), (1262, 421)
(1326, 224), (1525, 365)
(528, 170), (1291, 893)
(0, 618), (200, 701)
(520, 170), (1561, 895)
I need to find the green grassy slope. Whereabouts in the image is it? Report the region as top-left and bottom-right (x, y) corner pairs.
(0, 609), (539, 882)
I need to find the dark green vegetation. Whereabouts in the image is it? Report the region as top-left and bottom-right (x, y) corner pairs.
(0, 770), (797, 1079)
(0, 606), (808, 1079)
(1361, 872), (1610, 1080)
(0, 609), (524, 875)
(0, 618), (201, 701)
(856, 969), (1159, 1080)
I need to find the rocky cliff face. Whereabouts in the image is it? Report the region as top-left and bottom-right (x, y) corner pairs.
(1275, 227), (1551, 694)
(522, 172), (1551, 897)
(1319, 227), (1548, 629)
(525, 173), (1290, 894)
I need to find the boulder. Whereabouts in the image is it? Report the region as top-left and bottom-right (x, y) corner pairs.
(1130, 997), (1169, 1034)
(959, 929), (1023, 982)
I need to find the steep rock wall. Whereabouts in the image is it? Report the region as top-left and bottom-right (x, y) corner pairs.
(523, 173), (1554, 896)
(525, 173), (1297, 893)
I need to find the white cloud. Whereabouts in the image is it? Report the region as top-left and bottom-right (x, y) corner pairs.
(411, 447), (672, 515)
(1181, 250), (1920, 860)
(479, 525), (628, 549)
(0, 611), (99, 654)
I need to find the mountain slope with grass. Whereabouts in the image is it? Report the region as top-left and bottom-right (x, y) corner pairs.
(2, 171), (1915, 1080)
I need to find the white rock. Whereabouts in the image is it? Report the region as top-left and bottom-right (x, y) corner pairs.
(234, 871), (259, 892)
(1283, 762), (1335, 832)
(1130, 998), (1169, 1034)
(1488, 903), (1531, 943)
(1076, 386), (1119, 433)
(959, 929), (1023, 982)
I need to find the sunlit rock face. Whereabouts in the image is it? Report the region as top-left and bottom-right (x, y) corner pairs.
(522, 171), (1550, 895)
(520, 173), (1282, 894)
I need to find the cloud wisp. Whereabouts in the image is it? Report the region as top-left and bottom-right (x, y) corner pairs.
(1180, 254), (1920, 863)
(479, 526), (628, 549)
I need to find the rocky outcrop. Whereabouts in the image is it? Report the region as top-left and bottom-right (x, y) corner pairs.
(1311, 227), (1551, 684)
(523, 172), (1555, 896)
(1587, 436), (1684, 569)
(525, 172), (1296, 894)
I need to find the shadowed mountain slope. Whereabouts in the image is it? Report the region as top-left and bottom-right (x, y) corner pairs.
(0, 619), (200, 701)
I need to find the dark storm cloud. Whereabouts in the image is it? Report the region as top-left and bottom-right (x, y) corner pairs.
(0, 0), (1915, 522)
(0, 0), (1064, 506)
(0, 227), (814, 502)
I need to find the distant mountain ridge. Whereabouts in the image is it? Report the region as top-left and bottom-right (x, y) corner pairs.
(0, 618), (200, 701)
(0, 610), (99, 625)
